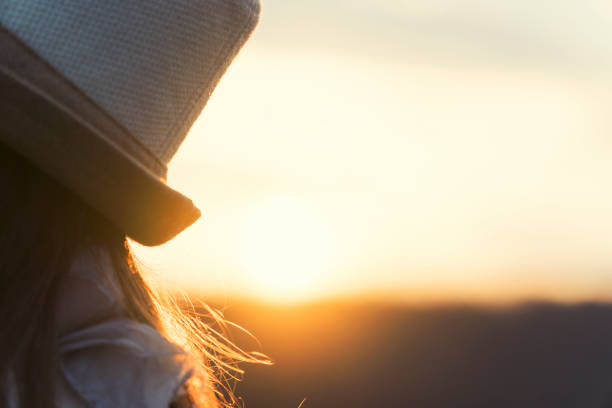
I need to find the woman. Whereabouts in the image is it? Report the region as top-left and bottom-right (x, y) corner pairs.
(0, 0), (263, 406)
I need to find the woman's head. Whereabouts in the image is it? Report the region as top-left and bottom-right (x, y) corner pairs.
(0, 2), (264, 406)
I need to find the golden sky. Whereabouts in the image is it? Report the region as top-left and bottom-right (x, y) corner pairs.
(134, 0), (612, 304)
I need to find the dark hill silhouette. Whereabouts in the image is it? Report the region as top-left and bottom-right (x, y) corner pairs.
(203, 300), (612, 408)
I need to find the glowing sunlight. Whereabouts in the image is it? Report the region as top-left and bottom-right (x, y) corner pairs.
(241, 197), (332, 303)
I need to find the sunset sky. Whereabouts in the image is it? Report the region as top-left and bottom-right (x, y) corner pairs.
(134, 0), (612, 304)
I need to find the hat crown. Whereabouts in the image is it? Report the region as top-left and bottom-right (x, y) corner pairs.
(1, 0), (260, 166)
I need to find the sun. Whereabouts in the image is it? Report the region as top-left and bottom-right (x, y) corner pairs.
(241, 196), (331, 303)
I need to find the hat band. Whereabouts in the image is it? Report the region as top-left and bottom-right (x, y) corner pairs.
(0, 26), (167, 180)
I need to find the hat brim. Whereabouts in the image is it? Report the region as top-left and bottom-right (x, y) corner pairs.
(0, 28), (201, 246)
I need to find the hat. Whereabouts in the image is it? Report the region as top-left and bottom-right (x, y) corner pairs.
(0, 0), (260, 246)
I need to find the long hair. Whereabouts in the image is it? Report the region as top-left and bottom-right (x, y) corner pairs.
(0, 143), (267, 407)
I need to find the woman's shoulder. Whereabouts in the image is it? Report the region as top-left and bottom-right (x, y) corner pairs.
(58, 319), (195, 408)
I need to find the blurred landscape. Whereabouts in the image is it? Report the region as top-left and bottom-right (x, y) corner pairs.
(206, 299), (612, 408)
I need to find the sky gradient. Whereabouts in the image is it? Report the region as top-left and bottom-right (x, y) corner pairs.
(134, 0), (612, 304)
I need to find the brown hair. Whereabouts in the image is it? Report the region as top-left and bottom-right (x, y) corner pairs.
(0, 142), (268, 407)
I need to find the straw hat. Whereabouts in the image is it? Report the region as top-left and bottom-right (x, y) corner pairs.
(0, 0), (260, 246)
